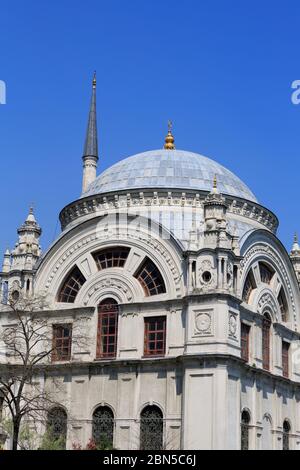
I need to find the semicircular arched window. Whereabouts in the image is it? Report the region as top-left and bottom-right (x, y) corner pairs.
(46, 407), (67, 449)
(92, 406), (114, 450)
(140, 405), (163, 450)
(135, 258), (166, 297)
(241, 410), (251, 450)
(283, 419), (291, 450)
(57, 266), (86, 303)
(92, 247), (130, 270)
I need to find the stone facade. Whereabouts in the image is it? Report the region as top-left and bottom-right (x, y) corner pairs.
(1, 78), (300, 450)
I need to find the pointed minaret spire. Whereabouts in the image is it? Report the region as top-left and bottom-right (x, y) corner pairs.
(82, 72), (99, 194)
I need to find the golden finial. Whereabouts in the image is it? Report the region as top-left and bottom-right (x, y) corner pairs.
(92, 71), (96, 89)
(213, 174), (217, 190)
(164, 120), (175, 150)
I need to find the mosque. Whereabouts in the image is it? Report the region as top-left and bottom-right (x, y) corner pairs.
(1, 75), (300, 450)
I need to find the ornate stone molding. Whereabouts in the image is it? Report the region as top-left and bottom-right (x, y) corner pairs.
(198, 259), (217, 291)
(82, 277), (134, 306)
(194, 309), (213, 336)
(256, 291), (279, 321)
(59, 190), (278, 233)
(42, 227), (182, 301)
(240, 244), (297, 323)
(228, 312), (238, 338)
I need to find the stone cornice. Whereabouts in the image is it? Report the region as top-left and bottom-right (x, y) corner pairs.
(59, 189), (278, 233)
(3, 353), (300, 390)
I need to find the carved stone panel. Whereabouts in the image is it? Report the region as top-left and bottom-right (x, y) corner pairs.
(194, 309), (214, 337)
(228, 312), (238, 339)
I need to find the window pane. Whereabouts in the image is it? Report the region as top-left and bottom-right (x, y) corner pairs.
(52, 325), (72, 362)
(58, 267), (86, 303)
(97, 300), (119, 358)
(140, 406), (163, 450)
(93, 247), (130, 271)
(144, 317), (166, 356)
(135, 258), (166, 297)
(93, 407), (114, 449)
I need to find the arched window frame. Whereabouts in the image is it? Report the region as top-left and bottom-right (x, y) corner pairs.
(242, 269), (257, 304)
(134, 258), (166, 297)
(92, 247), (130, 271)
(278, 287), (289, 323)
(140, 405), (164, 450)
(92, 405), (114, 450)
(241, 409), (251, 450)
(283, 419), (291, 450)
(57, 266), (86, 304)
(46, 407), (67, 449)
(259, 262), (274, 285)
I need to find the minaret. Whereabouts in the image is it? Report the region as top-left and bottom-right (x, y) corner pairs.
(82, 72), (99, 194)
(290, 233), (300, 286)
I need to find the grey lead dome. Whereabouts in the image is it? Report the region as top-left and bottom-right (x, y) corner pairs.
(82, 149), (257, 203)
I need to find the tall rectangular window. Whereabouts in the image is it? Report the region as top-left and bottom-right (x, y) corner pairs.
(282, 341), (290, 378)
(262, 314), (271, 371)
(144, 316), (166, 357)
(52, 324), (72, 362)
(241, 323), (250, 362)
(96, 300), (119, 359)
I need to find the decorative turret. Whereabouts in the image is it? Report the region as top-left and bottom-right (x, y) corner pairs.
(82, 72), (99, 194)
(10, 207), (42, 271)
(2, 249), (11, 273)
(203, 175), (231, 249)
(290, 233), (300, 286)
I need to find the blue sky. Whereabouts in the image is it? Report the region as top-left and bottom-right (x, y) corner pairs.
(0, 0), (300, 261)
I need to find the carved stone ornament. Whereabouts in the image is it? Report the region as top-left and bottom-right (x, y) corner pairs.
(240, 244), (297, 323)
(82, 277), (133, 306)
(257, 292), (279, 321)
(227, 263), (233, 289)
(44, 228), (181, 297)
(195, 311), (212, 335)
(228, 313), (237, 338)
(198, 259), (216, 289)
